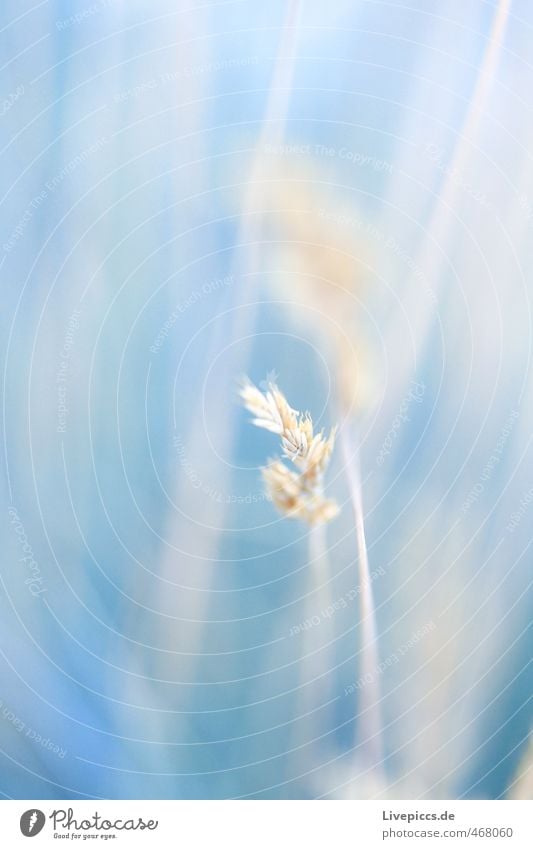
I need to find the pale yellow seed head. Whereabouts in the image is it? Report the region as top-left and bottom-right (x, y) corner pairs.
(241, 378), (339, 525)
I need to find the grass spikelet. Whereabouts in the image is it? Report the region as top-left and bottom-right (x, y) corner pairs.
(240, 378), (339, 525)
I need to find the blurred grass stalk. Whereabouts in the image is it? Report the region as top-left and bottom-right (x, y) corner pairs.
(240, 377), (339, 763)
(340, 421), (383, 769)
(383, 0), (511, 421)
(156, 4), (303, 676)
(163, 0), (511, 789)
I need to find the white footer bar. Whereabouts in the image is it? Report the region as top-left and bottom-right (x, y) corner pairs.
(1, 799), (531, 848)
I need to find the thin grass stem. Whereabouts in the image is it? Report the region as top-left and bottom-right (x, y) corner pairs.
(340, 422), (383, 769)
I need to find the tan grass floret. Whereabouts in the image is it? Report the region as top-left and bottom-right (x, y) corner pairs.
(240, 379), (339, 524)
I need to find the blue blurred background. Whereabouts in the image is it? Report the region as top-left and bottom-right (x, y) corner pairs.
(1, 0), (532, 799)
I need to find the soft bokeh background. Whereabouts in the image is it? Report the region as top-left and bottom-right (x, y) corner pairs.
(1, 0), (532, 799)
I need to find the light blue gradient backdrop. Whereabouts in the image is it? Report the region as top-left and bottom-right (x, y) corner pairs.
(1, 1), (532, 799)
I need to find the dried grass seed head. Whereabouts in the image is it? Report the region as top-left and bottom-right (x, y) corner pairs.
(241, 378), (339, 524)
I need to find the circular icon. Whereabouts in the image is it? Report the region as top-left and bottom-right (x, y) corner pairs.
(20, 810), (46, 837)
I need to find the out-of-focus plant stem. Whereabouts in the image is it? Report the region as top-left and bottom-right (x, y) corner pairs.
(340, 422), (383, 770)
